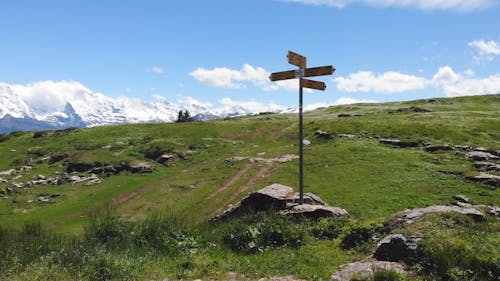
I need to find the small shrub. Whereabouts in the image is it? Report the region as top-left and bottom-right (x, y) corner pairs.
(341, 223), (383, 252)
(220, 213), (306, 253)
(143, 145), (165, 160)
(0, 133), (9, 142)
(311, 217), (348, 240)
(373, 270), (406, 281)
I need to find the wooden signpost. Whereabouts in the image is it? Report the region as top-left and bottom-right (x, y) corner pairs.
(269, 51), (335, 204)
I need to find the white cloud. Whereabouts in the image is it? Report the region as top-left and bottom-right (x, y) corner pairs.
(469, 40), (500, 62)
(281, 0), (494, 11)
(178, 96), (213, 108)
(334, 71), (427, 93)
(10, 80), (94, 115)
(151, 66), (165, 74)
(433, 67), (500, 97)
(189, 64), (298, 92)
(333, 66), (500, 97)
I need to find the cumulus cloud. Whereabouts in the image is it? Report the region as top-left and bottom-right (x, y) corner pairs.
(280, 0), (494, 11)
(10, 80), (95, 115)
(151, 66), (165, 74)
(333, 67), (500, 97)
(189, 64), (299, 92)
(178, 96), (213, 108)
(433, 67), (500, 97)
(334, 71), (428, 93)
(469, 40), (500, 62)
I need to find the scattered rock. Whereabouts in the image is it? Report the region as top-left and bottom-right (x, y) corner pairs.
(466, 151), (499, 161)
(425, 144), (452, 153)
(226, 156), (249, 164)
(119, 161), (155, 173)
(395, 205), (486, 225)
(454, 145), (472, 151)
(338, 134), (357, 139)
(464, 172), (500, 188)
(67, 161), (101, 173)
(0, 177), (7, 183)
(473, 161), (500, 172)
(379, 138), (420, 148)
(331, 258), (406, 281)
(49, 152), (69, 164)
(453, 194), (471, 204)
(257, 152), (267, 156)
(0, 169), (16, 176)
(37, 196), (51, 203)
(226, 155), (299, 165)
(158, 154), (175, 165)
(85, 177), (102, 186)
(315, 130), (332, 140)
(391, 106), (431, 113)
(489, 206), (500, 217)
(338, 113), (351, 118)
(303, 139), (311, 146)
(101, 145), (112, 149)
(280, 204), (349, 219)
(374, 234), (422, 263)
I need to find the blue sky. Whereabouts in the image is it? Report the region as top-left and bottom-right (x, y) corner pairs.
(1, 0), (499, 111)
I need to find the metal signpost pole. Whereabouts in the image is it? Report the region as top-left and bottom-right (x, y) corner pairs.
(298, 83), (304, 205)
(269, 51), (334, 206)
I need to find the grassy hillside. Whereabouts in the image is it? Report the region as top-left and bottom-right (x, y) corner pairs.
(0, 94), (499, 280)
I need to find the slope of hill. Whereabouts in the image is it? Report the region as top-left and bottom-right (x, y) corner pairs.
(0, 94), (499, 280)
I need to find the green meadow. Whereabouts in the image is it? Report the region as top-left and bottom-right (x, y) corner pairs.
(0, 94), (499, 280)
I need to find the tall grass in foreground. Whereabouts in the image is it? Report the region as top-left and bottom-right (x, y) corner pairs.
(0, 212), (498, 280)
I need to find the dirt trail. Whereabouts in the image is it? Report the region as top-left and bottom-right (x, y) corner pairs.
(211, 163), (273, 217)
(207, 162), (253, 200)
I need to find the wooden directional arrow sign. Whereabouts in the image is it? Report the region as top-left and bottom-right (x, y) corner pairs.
(304, 66), (335, 78)
(288, 50), (307, 69)
(300, 78), (326, 91)
(269, 70), (298, 82)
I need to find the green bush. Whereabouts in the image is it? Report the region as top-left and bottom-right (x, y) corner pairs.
(311, 217), (348, 240)
(373, 270), (406, 281)
(220, 213), (306, 253)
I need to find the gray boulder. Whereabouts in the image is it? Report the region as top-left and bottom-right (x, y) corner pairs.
(374, 234), (422, 263)
(315, 130), (332, 140)
(395, 205), (485, 225)
(280, 204), (349, 219)
(425, 144), (452, 153)
(331, 259), (406, 281)
(473, 161), (500, 172)
(379, 138), (420, 148)
(453, 194), (471, 204)
(464, 172), (500, 188)
(466, 151), (499, 161)
(212, 183), (348, 221)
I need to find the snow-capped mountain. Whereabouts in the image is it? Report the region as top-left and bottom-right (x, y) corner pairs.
(0, 81), (275, 133)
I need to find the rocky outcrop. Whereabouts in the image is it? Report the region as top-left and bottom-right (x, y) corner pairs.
(464, 172), (500, 188)
(212, 184), (348, 221)
(473, 161), (500, 172)
(331, 259), (406, 281)
(315, 130), (332, 140)
(379, 138), (420, 148)
(374, 234), (422, 263)
(226, 155), (299, 165)
(66, 160), (154, 174)
(395, 205), (486, 225)
(280, 204), (349, 218)
(425, 144), (452, 153)
(466, 151), (499, 161)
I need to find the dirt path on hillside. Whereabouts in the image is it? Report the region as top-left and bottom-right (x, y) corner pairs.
(207, 162), (253, 200)
(211, 163), (273, 217)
